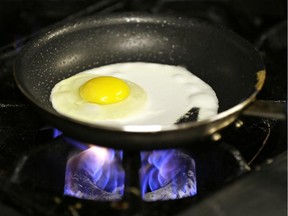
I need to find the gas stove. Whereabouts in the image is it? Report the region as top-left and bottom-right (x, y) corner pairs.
(0, 0), (286, 216)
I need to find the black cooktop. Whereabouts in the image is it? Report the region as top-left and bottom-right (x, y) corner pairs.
(0, 0), (286, 216)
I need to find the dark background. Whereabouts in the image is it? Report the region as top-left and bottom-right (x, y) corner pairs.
(0, 0), (286, 47)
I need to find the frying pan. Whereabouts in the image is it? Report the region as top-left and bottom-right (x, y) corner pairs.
(14, 13), (268, 150)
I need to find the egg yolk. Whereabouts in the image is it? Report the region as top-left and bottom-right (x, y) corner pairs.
(79, 76), (130, 105)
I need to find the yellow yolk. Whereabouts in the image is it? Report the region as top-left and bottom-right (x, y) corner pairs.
(79, 76), (130, 104)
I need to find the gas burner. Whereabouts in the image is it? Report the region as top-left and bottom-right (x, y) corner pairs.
(0, 125), (253, 215)
(65, 145), (125, 201)
(2, 110), (283, 216)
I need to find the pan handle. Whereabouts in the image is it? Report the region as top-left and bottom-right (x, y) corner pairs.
(242, 100), (287, 120)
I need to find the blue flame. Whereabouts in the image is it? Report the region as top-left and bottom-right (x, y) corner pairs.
(52, 128), (63, 138)
(63, 137), (89, 151)
(140, 149), (197, 201)
(64, 145), (125, 201)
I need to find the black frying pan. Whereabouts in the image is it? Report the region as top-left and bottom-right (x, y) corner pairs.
(14, 13), (266, 150)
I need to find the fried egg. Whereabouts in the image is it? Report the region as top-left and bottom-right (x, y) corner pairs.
(50, 62), (219, 126)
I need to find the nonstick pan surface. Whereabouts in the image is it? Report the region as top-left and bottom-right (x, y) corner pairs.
(14, 13), (265, 150)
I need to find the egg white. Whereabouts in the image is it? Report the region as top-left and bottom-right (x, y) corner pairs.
(50, 62), (219, 126)
(50, 73), (147, 124)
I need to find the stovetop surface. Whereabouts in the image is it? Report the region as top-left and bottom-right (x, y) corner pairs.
(0, 0), (286, 216)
